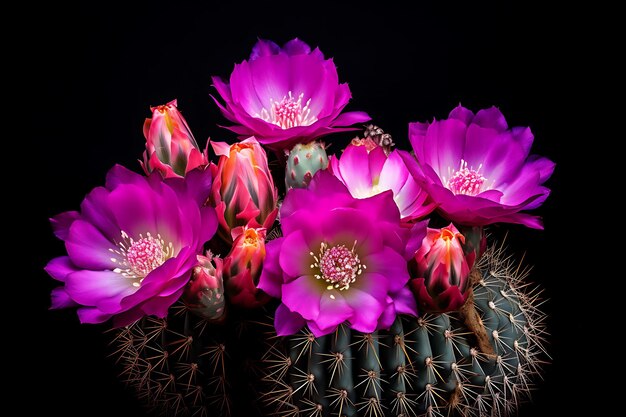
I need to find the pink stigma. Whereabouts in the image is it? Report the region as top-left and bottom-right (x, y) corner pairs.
(259, 91), (317, 129)
(310, 242), (365, 291)
(446, 159), (488, 196)
(110, 231), (174, 285)
(126, 237), (165, 277)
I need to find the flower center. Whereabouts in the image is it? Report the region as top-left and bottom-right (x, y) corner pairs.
(243, 228), (262, 247)
(310, 241), (365, 291)
(110, 231), (174, 286)
(445, 159), (488, 196)
(259, 91), (317, 129)
(126, 238), (165, 276)
(439, 228), (456, 242)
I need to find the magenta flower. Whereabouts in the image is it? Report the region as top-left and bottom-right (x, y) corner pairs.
(401, 105), (555, 229)
(410, 224), (472, 313)
(141, 99), (208, 178)
(211, 38), (370, 152)
(45, 165), (217, 327)
(257, 171), (426, 337)
(329, 140), (436, 221)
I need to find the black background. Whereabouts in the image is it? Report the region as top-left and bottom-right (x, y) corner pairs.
(24, 2), (583, 416)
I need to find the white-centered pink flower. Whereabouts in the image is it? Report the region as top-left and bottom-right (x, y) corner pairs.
(329, 140), (436, 222)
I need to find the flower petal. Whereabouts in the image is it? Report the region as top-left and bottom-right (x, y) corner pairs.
(64, 269), (135, 308)
(392, 286), (418, 316)
(250, 38), (281, 59)
(366, 249), (410, 293)
(51, 211), (81, 240)
(45, 256), (78, 282)
(279, 230), (313, 279)
(377, 150), (409, 195)
(377, 298), (397, 330)
(77, 307), (112, 324)
(282, 275), (323, 321)
(50, 287), (78, 309)
(330, 110), (371, 127)
(65, 220), (117, 270)
(352, 272), (390, 302)
(335, 145), (372, 196)
(107, 184), (158, 236)
(137, 288), (184, 317)
(404, 220), (428, 260)
(275, 303), (306, 336)
(257, 238), (285, 298)
(344, 288), (384, 333)
(249, 55), (291, 109)
(80, 187), (120, 241)
(473, 106), (508, 131)
(313, 292), (352, 334)
(282, 38), (312, 56)
(448, 105), (475, 125)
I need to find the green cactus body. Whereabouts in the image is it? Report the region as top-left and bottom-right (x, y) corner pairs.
(285, 142), (329, 189)
(110, 245), (547, 417)
(261, 245), (548, 417)
(111, 308), (268, 417)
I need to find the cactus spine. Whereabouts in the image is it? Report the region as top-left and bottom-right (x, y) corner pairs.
(261, 244), (548, 417)
(109, 244), (548, 417)
(110, 306), (268, 417)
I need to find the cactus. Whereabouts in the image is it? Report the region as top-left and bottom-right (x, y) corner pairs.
(110, 306), (270, 417)
(109, 243), (548, 417)
(260, 243), (548, 417)
(285, 141), (329, 189)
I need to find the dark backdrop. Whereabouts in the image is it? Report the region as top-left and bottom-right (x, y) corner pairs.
(26, 2), (581, 416)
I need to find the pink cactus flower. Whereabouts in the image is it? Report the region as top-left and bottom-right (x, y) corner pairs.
(401, 105), (555, 228)
(329, 141), (436, 222)
(211, 38), (370, 153)
(45, 166), (217, 326)
(258, 171), (427, 336)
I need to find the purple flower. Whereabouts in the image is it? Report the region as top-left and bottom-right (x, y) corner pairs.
(45, 165), (217, 327)
(401, 105), (555, 229)
(329, 139), (436, 222)
(211, 38), (370, 153)
(257, 171), (426, 337)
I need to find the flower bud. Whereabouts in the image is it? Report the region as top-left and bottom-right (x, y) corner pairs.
(224, 226), (270, 309)
(410, 224), (472, 313)
(210, 137), (278, 242)
(183, 253), (226, 321)
(142, 99), (208, 178)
